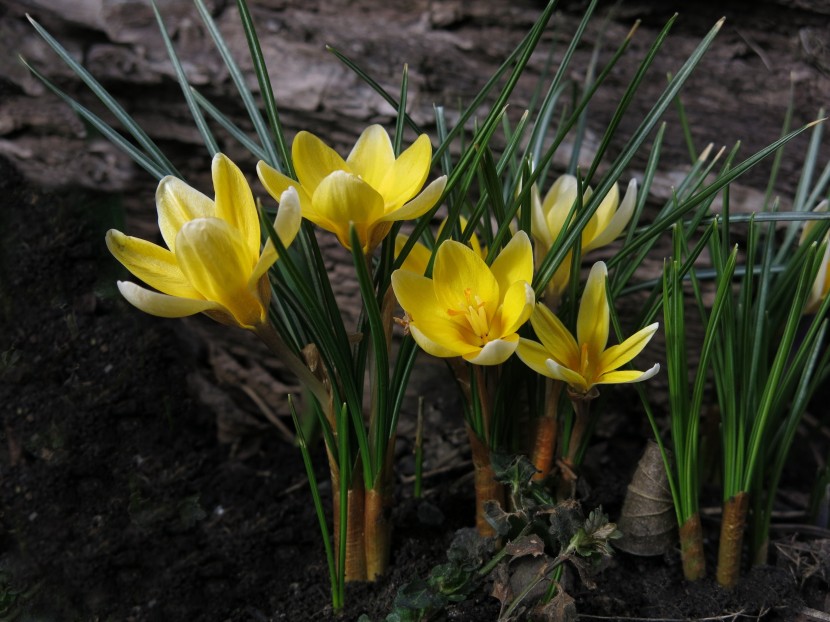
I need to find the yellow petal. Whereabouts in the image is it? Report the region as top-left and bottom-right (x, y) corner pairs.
(432, 239), (499, 319)
(391, 269), (440, 320)
(577, 261), (609, 358)
(212, 153), (260, 260)
(106, 229), (200, 298)
(584, 179), (637, 252)
(394, 234), (432, 274)
(346, 125), (395, 189)
(175, 218), (265, 328)
(156, 176), (214, 252)
(582, 183), (619, 248)
(542, 175), (578, 239)
(251, 186), (302, 287)
(463, 336), (518, 365)
(490, 231), (533, 298)
(517, 338), (557, 377)
(256, 161), (315, 218)
(377, 134), (432, 209)
(492, 281), (534, 337)
(117, 281), (219, 318)
(408, 321), (477, 358)
(529, 303), (580, 369)
(381, 175), (447, 223)
(598, 322), (658, 373)
(293, 131), (349, 195)
(799, 199), (828, 245)
(597, 364), (660, 386)
(545, 252), (572, 300)
(311, 171), (385, 249)
(530, 184), (553, 248)
(545, 359), (589, 392)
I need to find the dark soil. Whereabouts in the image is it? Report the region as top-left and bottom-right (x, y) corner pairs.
(1, 153), (828, 622)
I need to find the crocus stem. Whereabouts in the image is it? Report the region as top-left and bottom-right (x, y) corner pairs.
(565, 387), (598, 465)
(467, 423), (505, 537)
(474, 365), (493, 445)
(679, 513), (706, 581)
(716, 491), (750, 589)
(253, 322), (330, 407)
(531, 380), (562, 481)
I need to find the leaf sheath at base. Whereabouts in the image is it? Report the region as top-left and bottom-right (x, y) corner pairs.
(364, 448), (395, 581)
(680, 513), (705, 581)
(530, 380), (562, 481)
(716, 491), (749, 588)
(332, 471), (368, 582)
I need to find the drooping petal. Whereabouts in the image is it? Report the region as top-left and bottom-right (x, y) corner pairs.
(106, 230), (200, 298)
(156, 176), (214, 252)
(380, 175), (446, 223)
(598, 322), (659, 373)
(529, 303), (580, 369)
(211, 153), (260, 259)
(293, 131), (350, 194)
(117, 280), (220, 318)
(463, 335), (518, 365)
(311, 171), (386, 248)
(596, 363), (660, 385)
(577, 261), (609, 358)
(256, 161), (315, 218)
(346, 124), (395, 189)
(490, 231), (533, 298)
(432, 240), (499, 318)
(377, 134), (432, 209)
(584, 179), (637, 251)
(516, 338), (557, 377)
(175, 218), (264, 328)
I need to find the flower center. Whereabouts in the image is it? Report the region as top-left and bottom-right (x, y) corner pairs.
(448, 288), (490, 342)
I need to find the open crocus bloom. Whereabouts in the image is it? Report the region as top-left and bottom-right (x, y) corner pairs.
(531, 175), (637, 301)
(799, 200), (830, 314)
(517, 261), (659, 394)
(257, 125), (447, 253)
(106, 153), (301, 330)
(391, 231), (535, 365)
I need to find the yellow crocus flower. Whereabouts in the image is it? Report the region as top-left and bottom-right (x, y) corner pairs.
(106, 153), (301, 330)
(532, 175), (637, 301)
(394, 216), (485, 275)
(517, 261), (659, 394)
(257, 125), (447, 253)
(391, 231), (535, 365)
